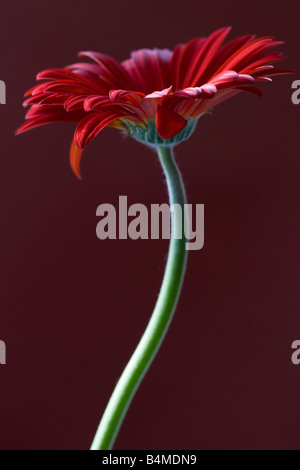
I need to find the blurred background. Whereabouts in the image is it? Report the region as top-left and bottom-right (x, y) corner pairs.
(1, 0), (300, 450)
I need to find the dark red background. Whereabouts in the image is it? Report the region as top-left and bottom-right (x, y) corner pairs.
(1, 0), (299, 450)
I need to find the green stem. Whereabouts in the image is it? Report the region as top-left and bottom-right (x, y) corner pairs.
(91, 146), (188, 450)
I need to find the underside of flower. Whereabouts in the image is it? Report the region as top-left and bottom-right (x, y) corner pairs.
(16, 27), (290, 178)
(127, 116), (201, 147)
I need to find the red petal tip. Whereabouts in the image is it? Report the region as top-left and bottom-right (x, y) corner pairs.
(70, 138), (83, 180)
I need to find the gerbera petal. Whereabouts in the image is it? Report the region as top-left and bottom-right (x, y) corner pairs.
(200, 34), (255, 83)
(16, 109), (85, 134)
(156, 105), (187, 140)
(70, 138), (84, 179)
(182, 26), (232, 88)
(37, 67), (107, 94)
(173, 84), (217, 99)
(37, 94), (70, 106)
(171, 42), (190, 90)
(25, 82), (49, 97)
(82, 97), (139, 121)
(42, 80), (97, 95)
(240, 55), (282, 73)
(186, 89), (241, 118)
(210, 71), (255, 90)
(215, 37), (284, 74)
(109, 89), (145, 102)
(78, 51), (133, 89)
(65, 63), (112, 93)
(160, 84), (217, 116)
(64, 95), (89, 111)
(74, 113), (120, 148)
(144, 86), (173, 99)
(66, 62), (103, 75)
(185, 84), (262, 119)
(37, 68), (88, 83)
(83, 96), (114, 112)
(122, 49), (173, 93)
(140, 86), (173, 118)
(23, 93), (48, 107)
(16, 116), (60, 134)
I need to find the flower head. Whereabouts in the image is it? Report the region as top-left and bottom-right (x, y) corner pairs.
(17, 27), (289, 178)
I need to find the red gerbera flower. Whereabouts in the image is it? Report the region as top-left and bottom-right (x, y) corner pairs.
(16, 27), (289, 178)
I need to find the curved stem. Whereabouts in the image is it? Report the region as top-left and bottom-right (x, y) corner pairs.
(91, 146), (188, 450)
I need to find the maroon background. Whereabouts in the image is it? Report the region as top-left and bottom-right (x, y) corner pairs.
(1, 0), (300, 450)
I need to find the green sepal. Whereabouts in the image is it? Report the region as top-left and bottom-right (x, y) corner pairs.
(125, 117), (202, 147)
